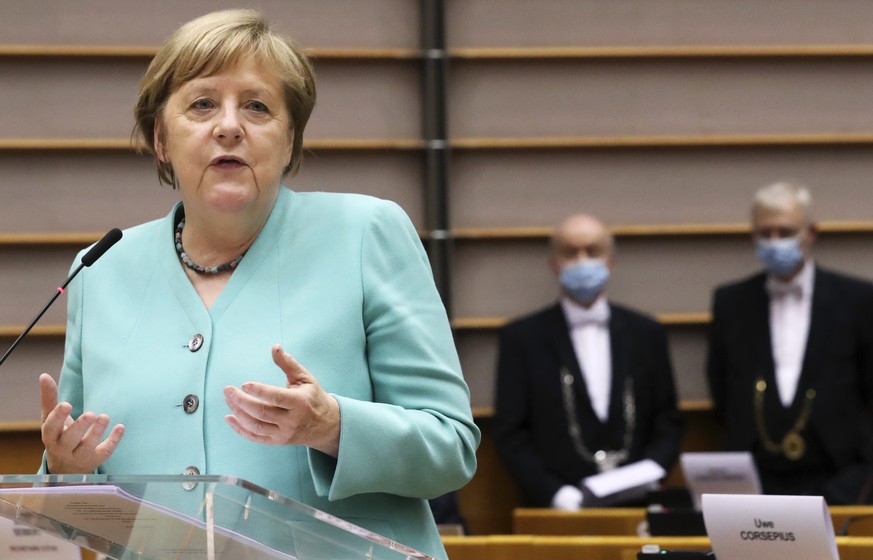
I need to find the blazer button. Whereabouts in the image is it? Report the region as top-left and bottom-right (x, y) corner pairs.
(182, 394), (199, 414)
(188, 334), (204, 352)
(182, 466), (200, 491)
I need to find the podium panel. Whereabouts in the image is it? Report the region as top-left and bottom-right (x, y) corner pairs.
(0, 474), (431, 560)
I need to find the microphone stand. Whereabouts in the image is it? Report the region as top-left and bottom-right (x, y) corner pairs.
(0, 228), (122, 368)
(0, 262), (85, 367)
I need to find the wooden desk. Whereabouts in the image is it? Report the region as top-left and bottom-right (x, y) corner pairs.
(513, 507), (647, 536)
(829, 506), (873, 536)
(442, 535), (708, 560)
(513, 505), (873, 537)
(442, 535), (533, 560)
(443, 535), (873, 560)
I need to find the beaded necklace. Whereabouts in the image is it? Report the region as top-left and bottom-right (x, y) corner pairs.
(174, 218), (246, 274)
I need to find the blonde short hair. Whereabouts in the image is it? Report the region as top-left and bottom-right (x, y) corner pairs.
(133, 9), (317, 186)
(752, 181), (813, 223)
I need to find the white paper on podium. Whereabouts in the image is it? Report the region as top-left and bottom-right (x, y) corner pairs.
(680, 452), (761, 510)
(0, 485), (295, 560)
(0, 516), (81, 560)
(581, 459), (665, 500)
(701, 494), (838, 560)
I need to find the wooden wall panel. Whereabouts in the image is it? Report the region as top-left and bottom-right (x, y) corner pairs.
(292, 151), (426, 226)
(446, 0), (873, 47)
(0, 58), (147, 139)
(454, 330), (498, 410)
(448, 58), (873, 137)
(0, 150), (423, 233)
(0, 59), (421, 141)
(1, 0), (419, 48)
(450, 146), (873, 228)
(451, 234), (873, 319)
(0, 152), (174, 233)
(0, 246), (81, 326)
(668, 326), (711, 402)
(303, 61), (422, 140)
(0, 431), (45, 474)
(0, 338), (61, 423)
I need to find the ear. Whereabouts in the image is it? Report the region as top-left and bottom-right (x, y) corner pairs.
(549, 256), (561, 277)
(153, 118), (167, 162)
(804, 222), (818, 246)
(282, 128), (295, 173)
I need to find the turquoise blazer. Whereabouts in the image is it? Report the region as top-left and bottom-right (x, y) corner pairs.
(55, 187), (480, 559)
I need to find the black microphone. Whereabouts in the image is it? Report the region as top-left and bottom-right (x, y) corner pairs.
(0, 228), (123, 367)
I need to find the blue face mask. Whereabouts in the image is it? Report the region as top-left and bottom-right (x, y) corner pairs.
(559, 259), (610, 304)
(755, 237), (804, 278)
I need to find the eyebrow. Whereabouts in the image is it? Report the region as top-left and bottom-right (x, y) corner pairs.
(182, 84), (278, 100)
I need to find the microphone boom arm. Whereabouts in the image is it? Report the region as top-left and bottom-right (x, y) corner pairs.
(0, 228), (122, 368)
(0, 263), (84, 367)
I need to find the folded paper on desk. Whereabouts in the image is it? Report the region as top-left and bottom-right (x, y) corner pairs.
(702, 493), (837, 560)
(581, 459), (665, 507)
(0, 485), (295, 560)
(681, 452), (761, 511)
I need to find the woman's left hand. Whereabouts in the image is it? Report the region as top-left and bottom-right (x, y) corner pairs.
(224, 345), (341, 457)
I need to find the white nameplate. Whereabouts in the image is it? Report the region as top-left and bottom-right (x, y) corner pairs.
(581, 459), (665, 506)
(681, 452), (761, 510)
(0, 516), (81, 559)
(702, 494), (837, 560)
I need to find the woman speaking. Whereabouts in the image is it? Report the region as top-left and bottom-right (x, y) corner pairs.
(37, 9), (479, 559)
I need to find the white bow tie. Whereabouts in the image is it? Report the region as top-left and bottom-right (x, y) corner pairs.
(766, 279), (803, 299)
(568, 306), (610, 328)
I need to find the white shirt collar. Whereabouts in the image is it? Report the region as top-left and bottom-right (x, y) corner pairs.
(766, 259), (814, 299)
(561, 296), (610, 328)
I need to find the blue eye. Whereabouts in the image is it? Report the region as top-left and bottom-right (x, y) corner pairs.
(191, 98), (214, 110)
(249, 101), (269, 113)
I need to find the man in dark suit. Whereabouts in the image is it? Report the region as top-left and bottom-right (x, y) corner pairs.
(707, 181), (873, 504)
(493, 214), (682, 509)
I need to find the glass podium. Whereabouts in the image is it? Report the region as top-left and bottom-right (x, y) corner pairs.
(0, 474), (435, 560)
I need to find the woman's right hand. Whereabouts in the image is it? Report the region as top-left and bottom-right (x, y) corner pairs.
(39, 373), (125, 474)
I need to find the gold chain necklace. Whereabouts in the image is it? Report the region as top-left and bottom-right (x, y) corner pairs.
(560, 367), (635, 473)
(753, 378), (816, 461)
